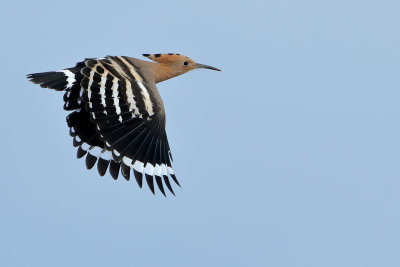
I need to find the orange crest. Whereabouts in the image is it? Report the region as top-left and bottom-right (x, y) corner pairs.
(142, 53), (195, 65)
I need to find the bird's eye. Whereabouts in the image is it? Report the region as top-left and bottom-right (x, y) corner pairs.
(183, 61), (189, 66)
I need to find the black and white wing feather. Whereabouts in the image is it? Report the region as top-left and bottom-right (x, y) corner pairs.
(27, 56), (178, 196)
(80, 56), (178, 195)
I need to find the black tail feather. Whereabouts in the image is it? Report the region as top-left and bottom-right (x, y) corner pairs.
(27, 71), (68, 91)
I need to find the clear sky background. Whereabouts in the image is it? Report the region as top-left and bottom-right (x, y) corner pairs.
(1, 0), (399, 266)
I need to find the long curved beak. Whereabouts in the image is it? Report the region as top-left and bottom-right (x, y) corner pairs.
(195, 63), (221, 71)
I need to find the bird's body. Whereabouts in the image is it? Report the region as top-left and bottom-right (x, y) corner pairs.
(27, 54), (220, 196)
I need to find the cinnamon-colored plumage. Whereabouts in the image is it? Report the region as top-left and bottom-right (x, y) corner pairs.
(141, 53), (220, 83)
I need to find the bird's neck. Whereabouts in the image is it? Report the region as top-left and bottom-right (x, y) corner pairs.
(152, 63), (179, 83)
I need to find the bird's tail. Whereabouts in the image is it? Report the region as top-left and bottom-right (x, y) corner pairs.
(26, 62), (84, 91)
(27, 62), (86, 110)
(27, 71), (70, 91)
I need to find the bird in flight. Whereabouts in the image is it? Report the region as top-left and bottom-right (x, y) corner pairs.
(27, 53), (220, 196)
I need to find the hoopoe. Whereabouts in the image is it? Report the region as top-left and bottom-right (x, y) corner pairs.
(27, 54), (220, 196)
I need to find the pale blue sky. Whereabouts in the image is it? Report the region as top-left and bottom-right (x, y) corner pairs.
(1, 0), (400, 266)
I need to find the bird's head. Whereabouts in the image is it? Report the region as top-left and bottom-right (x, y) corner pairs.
(142, 53), (221, 76)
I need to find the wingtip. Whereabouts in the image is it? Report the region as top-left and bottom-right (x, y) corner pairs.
(155, 176), (166, 197)
(121, 163), (130, 181)
(97, 158), (110, 177)
(145, 174), (155, 194)
(170, 174), (181, 187)
(109, 160), (120, 180)
(77, 147), (87, 159)
(85, 153), (97, 169)
(133, 170), (143, 188)
(163, 175), (175, 196)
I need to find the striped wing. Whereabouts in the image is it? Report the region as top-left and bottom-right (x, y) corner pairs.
(28, 56), (178, 196)
(79, 56), (178, 195)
